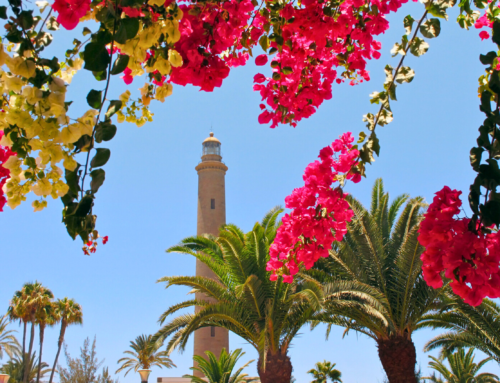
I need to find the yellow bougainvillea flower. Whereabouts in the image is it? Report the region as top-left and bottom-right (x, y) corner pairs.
(147, 0), (165, 6)
(31, 178), (53, 196)
(6, 56), (36, 78)
(168, 50), (183, 67)
(155, 83), (173, 102)
(155, 57), (171, 76)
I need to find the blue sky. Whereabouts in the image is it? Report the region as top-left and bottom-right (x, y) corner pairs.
(1, 1), (499, 382)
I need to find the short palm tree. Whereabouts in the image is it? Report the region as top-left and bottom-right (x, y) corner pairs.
(1, 348), (51, 383)
(0, 315), (19, 360)
(422, 348), (498, 382)
(422, 296), (500, 363)
(183, 348), (258, 383)
(308, 360), (342, 383)
(154, 208), (329, 383)
(116, 334), (175, 376)
(48, 298), (83, 383)
(309, 179), (444, 383)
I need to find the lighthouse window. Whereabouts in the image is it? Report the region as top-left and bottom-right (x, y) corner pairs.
(211, 326), (215, 337)
(211, 199), (215, 209)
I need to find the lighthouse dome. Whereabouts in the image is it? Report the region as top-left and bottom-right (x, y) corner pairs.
(202, 132), (221, 156)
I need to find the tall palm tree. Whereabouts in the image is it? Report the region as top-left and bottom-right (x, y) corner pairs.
(18, 282), (53, 383)
(422, 348), (498, 382)
(182, 348), (258, 383)
(309, 179), (444, 383)
(307, 360), (342, 383)
(115, 334), (175, 376)
(35, 300), (56, 383)
(0, 315), (19, 360)
(48, 298), (83, 383)
(422, 295), (500, 362)
(154, 208), (342, 383)
(8, 289), (29, 356)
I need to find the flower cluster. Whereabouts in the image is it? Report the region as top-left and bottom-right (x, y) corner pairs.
(52, 0), (91, 30)
(253, 0), (410, 128)
(0, 131), (16, 212)
(170, 0), (254, 91)
(82, 233), (109, 255)
(267, 132), (361, 282)
(418, 186), (500, 306)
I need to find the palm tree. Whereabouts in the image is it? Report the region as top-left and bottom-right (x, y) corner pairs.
(115, 334), (175, 377)
(309, 179), (444, 383)
(154, 208), (333, 383)
(35, 301), (56, 383)
(421, 295), (500, 362)
(48, 298), (83, 383)
(422, 348), (498, 382)
(15, 282), (54, 383)
(8, 289), (29, 356)
(0, 315), (19, 360)
(1, 348), (51, 383)
(182, 348), (258, 383)
(307, 361), (342, 383)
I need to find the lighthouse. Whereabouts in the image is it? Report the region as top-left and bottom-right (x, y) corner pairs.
(193, 132), (229, 373)
(158, 133), (229, 383)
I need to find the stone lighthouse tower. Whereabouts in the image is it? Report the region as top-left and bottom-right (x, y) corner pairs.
(193, 132), (229, 369)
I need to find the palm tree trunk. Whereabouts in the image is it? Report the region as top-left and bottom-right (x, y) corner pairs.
(36, 324), (45, 383)
(257, 350), (292, 383)
(24, 320), (36, 383)
(48, 322), (66, 383)
(22, 320), (27, 356)
(377, 336), (417, 383)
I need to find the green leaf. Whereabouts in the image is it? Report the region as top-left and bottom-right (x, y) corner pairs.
(395, 66), (415, 84)
(90, 148), (111, 168)
(480, 91), (492, 114)
(115, 17), (140, 44)
(489, 70), (500, 94)
(404, 15), (415, 35)
(86, 89), (102, 109)
(481, 200), (500, 226)
(493, 20), (500, 46)
(92, 69), (107, 82)
(0, 6), (8, 19)
(90, 169), (105, 193)
(420, 18), (441, 38)
(95, 122), (117, 143)
(110, 54), (129, 75)
(74, 195), (93, 217)
(18, 10), (34, 29)
(74, 134), (93, 153)
(83, 42), (110, 72)
(105, 100), (122, 120)
(470, 147), (484, 171)
(357, 131), (366, 144)
(82, 27), (92, 36)
(409, 37), (429, 56)
(426, 0), (450, 19)
(259, 35), (269, 51)
(480, 51), (497, 65)
(65, 166), (81, 195)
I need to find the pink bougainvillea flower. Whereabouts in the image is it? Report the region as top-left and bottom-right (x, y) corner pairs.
(52, 0), (91, 30)
(480, 30), (490, 40)
(102, 236), (109, 244)
(121, 6), (145, 17)
(419, 186), (500, 306)
(121, 67), (133, 85)
(267, 132), (360, 282)
(255, 54), (268, 66)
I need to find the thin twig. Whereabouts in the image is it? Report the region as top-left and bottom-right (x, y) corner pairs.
(80, 0), (118, 197)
